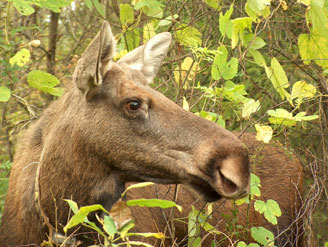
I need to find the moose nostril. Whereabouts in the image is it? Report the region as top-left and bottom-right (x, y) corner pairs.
(219, 171), (238, 195)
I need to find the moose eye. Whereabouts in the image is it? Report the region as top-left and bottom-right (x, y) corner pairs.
(125, 100), (141, 111)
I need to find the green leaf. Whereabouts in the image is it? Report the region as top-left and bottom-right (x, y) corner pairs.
(247, 0), (270, 13)
(219, 4), (233, 37)
(250, 226), (275, 245)
(64, 199), (79, 214)
(212, 45), (238, 80)
(122, 182), (155, 197)
(237, 242), (260, 247)
(255, 124), (272, 144)
(127, 232), (166, 239)
(63, 204), (109, 232)
(264, 57), (290, 100)
(9, 48), (30, 67)
(103, 215), (117, 238)
(254, 199), (281, 225)
(195, 111), (225, 128)
(123, 241), (153, 247)
(231, 17), (253, 49)
(188, 209), (202, 247)
(84, 0), (93, 9)
(267, 108), (296, 126)
(244, 34), (266, 50)
(34, 0), (70, 13)
(93, 0), (105, 18)
(157, 15), (178, 27)
(249, 49), (266, 67)
(242, 99), (260, 119)
(134, 0), (163, 18)
(294, 112), (318, 121)
(203, 0), (221, 10)
(298, 33), (328, 68)
(235, 173), (261, 205)
(306, 1), (328, 36)
(0, 86), (11, 102)
(27, 70), (63, 97)
(237, 241), (248, 247)
(118, 220), (135, 239)
(127, 199), (182, 212)
(212, 80), (249, 104)
(250, 173), (261, 197)
(13, 0), (35, 15)
(175, 24), (202, 47)
(122, 29), (140, 51)
(245, 1), (270, 20)
(120, 3), (134, 26)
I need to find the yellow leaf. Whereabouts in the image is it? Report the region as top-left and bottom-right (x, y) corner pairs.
(174, 57), (198, 89)
(297, 0), (310, 6)
(182, 97), (190, 111)
(143, 22), (156, 42)
(255, 124), (273, 143)
(9, 48), (30, 67)
(291, 80), (316, 99)
(280, 0), (288, 10)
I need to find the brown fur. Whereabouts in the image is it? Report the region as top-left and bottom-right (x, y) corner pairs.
(0, 22), (250, 246)
(127, 133), (303, 247)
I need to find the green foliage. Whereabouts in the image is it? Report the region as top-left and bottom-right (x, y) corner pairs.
(195, 111), (225, 127)
(134, 0), (164, 18)
(219, 4), (233, 37)
(235, 173), (261, 205)
(63, 183), (168, 245)
(267, 108), (318, 127)
(254, 199), (281, 225)
(63, 203), (109, 233)
(127, 198), (182, 212)
(120, 3), (134, 26)
(175, 24), (202, 47)
(0, 86), (11, 102)
(264, 57), (290, 101)
(212, 45), (238, 80)
(27, 70), (63, 97)
(8, 0), (71, 15)
(231, 17), (253, 48)
(250, 226), (275, 246)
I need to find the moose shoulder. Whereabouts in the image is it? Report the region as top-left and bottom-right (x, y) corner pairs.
(0, 22), (249, 246)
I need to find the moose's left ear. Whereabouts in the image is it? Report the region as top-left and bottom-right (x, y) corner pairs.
(118, 32), (172, 83)
(73, 21), (116, 96)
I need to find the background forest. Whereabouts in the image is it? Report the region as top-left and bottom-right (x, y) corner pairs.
(0, 0), (327, 246)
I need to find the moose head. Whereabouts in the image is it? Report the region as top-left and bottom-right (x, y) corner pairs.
(0, 21), (250, 246)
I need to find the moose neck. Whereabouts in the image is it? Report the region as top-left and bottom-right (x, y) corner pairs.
(37, 89), (125, 225)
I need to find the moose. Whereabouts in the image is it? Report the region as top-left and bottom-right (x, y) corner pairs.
(0, 21), (250, 246)
(127, 133), (304, 247)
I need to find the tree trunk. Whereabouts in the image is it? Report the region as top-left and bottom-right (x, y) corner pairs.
(47, 11), (59, 75)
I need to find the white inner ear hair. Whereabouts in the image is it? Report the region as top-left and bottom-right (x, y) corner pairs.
(129, 63), (143, 71)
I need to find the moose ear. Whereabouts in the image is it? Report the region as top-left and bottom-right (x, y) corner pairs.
(73, 21), (115, 95)
(118, 32), (172, 83)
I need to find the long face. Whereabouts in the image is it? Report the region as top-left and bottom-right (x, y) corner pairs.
(72, 21), (250, 202)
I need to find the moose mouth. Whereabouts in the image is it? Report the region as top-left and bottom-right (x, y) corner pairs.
(188, 176), (222, 202)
